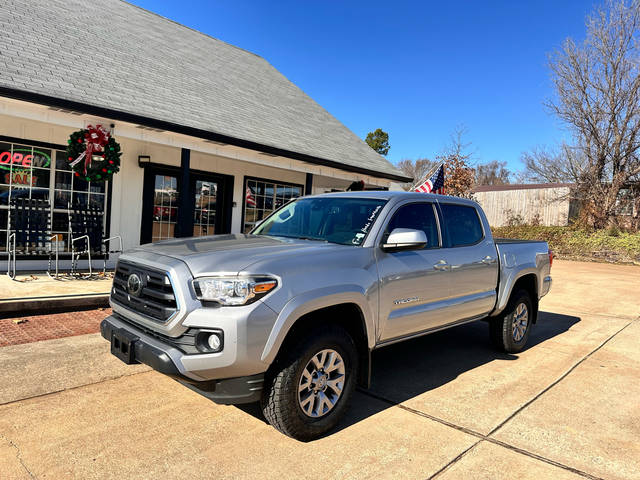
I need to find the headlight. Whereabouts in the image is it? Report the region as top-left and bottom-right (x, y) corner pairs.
(192, 276), (278, 306)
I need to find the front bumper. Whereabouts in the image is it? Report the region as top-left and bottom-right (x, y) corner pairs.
(101, 315), (264, 404)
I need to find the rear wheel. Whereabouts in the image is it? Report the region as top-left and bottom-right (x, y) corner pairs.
(261, 325), (358, 441)
(490, 289), (533, 353)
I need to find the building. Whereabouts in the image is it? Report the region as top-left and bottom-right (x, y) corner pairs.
(0, 0), (409, 271)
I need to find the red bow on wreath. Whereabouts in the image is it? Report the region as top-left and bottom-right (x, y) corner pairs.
(69, 124), (111, 175)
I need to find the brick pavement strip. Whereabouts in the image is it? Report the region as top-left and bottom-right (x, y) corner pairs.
(0, 308), (111, 347)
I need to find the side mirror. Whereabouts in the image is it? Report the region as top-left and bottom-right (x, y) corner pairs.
(381, 228), (427, 252)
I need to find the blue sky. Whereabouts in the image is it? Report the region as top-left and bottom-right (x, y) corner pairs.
(130, 0), (597, 174)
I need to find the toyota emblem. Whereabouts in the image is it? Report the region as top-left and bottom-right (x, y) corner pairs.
(127, 273), (143, 297)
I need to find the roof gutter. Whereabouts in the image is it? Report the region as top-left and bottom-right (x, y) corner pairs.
(0, 87), (413, 183)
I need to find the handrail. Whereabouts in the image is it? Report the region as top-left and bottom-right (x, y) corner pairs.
(71, 234), (92, 278)
(102, 235), (123, 275)
(47, 234), (60, 279)
(7, 233), (16, 280)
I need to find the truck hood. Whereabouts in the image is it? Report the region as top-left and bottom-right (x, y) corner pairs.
(128, 234), (352, 276)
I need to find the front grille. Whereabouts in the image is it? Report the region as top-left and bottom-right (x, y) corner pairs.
(112, 261), (178, 322)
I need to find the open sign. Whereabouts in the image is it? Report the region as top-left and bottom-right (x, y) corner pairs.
(0, 148), (51, 170)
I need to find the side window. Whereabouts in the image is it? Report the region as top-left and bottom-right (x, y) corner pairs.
(439, 204), (483, 247)
(385, 203), (439, 249)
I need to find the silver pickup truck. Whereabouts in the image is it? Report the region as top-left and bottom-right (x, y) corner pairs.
(102, 191), (552, 440)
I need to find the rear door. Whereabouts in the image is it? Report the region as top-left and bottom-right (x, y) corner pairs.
(376, 201), (455, 341)
(436, 202), (498, 322)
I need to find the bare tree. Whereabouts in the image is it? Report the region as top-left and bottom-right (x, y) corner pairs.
(441, 125), (475, 163)
(438, 125), (476, 197)
(396, 158), (439, 190)
(476, 160), (512, 185)
(398, 126), (476, 196)
(520, 145), (583, 183)
(539, 0), (640, 227)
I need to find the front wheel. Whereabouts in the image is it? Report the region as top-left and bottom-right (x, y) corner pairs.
(261, 326), (358, 441)
(489, 289), (533, 353)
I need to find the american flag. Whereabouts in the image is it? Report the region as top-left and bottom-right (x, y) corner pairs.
(246, 186), (257, 207)
(414, 164), (445, 194)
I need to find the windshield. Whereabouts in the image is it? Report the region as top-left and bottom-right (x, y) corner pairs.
(251, 197), (387, 246)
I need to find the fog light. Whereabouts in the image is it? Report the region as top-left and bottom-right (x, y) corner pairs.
(207, 333), (222, 351)
(195, 329), (224, 353)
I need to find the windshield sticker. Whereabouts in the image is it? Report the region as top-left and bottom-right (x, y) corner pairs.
(352, 232), (366, 245)
(359, 205), (382, 235)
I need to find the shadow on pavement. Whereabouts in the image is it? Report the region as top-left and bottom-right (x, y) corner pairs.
(234, 311), (581, 435)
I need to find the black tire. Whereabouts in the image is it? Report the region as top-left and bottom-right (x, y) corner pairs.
(489, 289), (533, 353)
(261, 325), (358, 441)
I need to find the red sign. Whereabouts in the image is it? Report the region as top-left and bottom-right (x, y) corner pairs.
(4, 170), (37, 186)
(0, 148), (51, 170)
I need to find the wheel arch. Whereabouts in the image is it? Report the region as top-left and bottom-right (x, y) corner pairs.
(506, 274), (539, 323)
(262, 293), (374, 388)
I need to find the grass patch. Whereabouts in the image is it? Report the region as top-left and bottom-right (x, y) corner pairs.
(492, 225), (640, 264)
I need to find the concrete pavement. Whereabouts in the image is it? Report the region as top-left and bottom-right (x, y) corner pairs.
(0, 260), (638, 479)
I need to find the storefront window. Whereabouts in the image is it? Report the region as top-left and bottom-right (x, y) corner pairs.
(0, 140), (109, 251)
(243, 178), (303, 232)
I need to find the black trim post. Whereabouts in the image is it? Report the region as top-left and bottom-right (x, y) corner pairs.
(221, 176), (234, 234)
(139, 166), (155, 245)
(305, 173), (313, 196)
(176, 148), (193, 238)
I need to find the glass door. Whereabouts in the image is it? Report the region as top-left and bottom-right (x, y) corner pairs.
(151, 174), (179, 242)
(193, 179), (218, 237)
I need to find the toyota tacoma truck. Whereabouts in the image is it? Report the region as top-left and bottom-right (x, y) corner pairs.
(102, 191), (552, 440)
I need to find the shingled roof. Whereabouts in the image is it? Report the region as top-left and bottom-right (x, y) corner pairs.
(0, 0), (409, 182)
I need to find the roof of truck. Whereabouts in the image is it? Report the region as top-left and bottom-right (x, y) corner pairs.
(308, 190), (480, 206)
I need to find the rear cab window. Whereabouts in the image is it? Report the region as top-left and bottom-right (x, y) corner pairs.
(439, 203), (484, 247)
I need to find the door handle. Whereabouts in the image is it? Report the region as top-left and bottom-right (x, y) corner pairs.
(481, 256), (495, 264)
(433, 260), (449, 271)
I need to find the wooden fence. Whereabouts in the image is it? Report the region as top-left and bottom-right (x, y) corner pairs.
(473, 184), (573, 227)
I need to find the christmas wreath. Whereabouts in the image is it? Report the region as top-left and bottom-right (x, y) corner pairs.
(66, 124), (121, 182)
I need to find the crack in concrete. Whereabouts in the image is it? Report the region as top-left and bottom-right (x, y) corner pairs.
(486, 317), (636, 437)
(361, 317), (637, 480)
(0, 432), (36, 479)
(362, 390), (605, 480)
(425, 440), (483, 480)
(0, 370), (150, 407)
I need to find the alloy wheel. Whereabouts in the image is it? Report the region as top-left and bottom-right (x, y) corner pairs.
(297, 349), (346, 418)
(512, 302), (529, 342)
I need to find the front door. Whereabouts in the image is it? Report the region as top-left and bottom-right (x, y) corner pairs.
(149, 172), (180, 243)
(140, 167), (231, 244)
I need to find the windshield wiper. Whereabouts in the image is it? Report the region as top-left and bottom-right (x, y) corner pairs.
(265, 234), (329, 243)
(296, 236), (329, 242)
